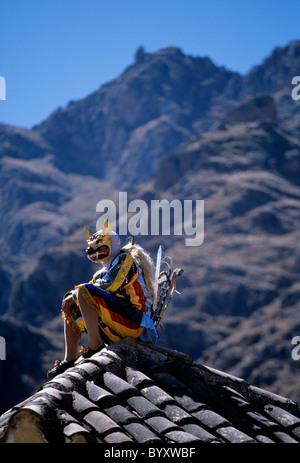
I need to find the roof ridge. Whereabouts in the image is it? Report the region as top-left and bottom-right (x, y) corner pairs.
(192, 363), (300, 415)
(121, 337), (193, 362)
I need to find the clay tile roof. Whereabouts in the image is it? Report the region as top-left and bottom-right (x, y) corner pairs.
(1, 337), (300, 444)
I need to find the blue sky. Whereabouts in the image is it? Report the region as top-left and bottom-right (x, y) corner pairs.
(0, 0), (299, 128)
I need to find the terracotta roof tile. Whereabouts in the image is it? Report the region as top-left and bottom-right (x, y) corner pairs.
(245, 410), (278, 428)
(126, 395), (162, 419)
(83, 409), (121, 436)
(72, 391), (98, 415)
(162, 403), (192, 424)
(264, 404), (300, 427)
(163, 429), (200, 443)
(103, 403), (138, 425)
(291, 426), (300, 440)
(102, 371), (137, 398)
(192, 408), (229, 429)
(139, 384), (174, 406)
(254, 434), (276, 443)
(1, 337), (300, 444)
(181, 423), (218, 442)
(216, 425), (255, 443)
(103, 430), (133, 443)
(122, 421), (161, 443)
(63, 421), (93, 443)
(86, 381), (116, 407)
(273, 431), (299, 443)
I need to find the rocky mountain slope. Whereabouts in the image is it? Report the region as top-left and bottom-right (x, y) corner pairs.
(1, 41), (300, 413)
(139, 119), (300, 400)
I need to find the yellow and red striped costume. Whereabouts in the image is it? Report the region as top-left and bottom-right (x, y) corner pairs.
(63, 250), (158, 344)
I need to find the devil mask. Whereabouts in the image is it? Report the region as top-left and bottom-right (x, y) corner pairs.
(85, 220), (121, 265)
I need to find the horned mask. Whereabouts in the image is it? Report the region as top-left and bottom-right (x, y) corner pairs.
(85, 220), (117, 264)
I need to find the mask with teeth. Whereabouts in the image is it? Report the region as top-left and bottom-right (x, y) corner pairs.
(85, 220), (121, 266)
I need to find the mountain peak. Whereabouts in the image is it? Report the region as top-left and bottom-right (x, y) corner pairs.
(273, 39), (300, 58)
(241, 39), (300, 105)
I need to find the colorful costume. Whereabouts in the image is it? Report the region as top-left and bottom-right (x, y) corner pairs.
(62, 221), (158, 345)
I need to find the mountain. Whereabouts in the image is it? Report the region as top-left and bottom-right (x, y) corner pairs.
(34, 47), (242, 187)
(1, 41), (300, 413)
(240, 40), (300, 121)
(138, 119), (300, 398)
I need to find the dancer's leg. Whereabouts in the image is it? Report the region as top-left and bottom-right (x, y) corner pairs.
(64, 320), (80, 361)
(77, 287), (104, 350)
